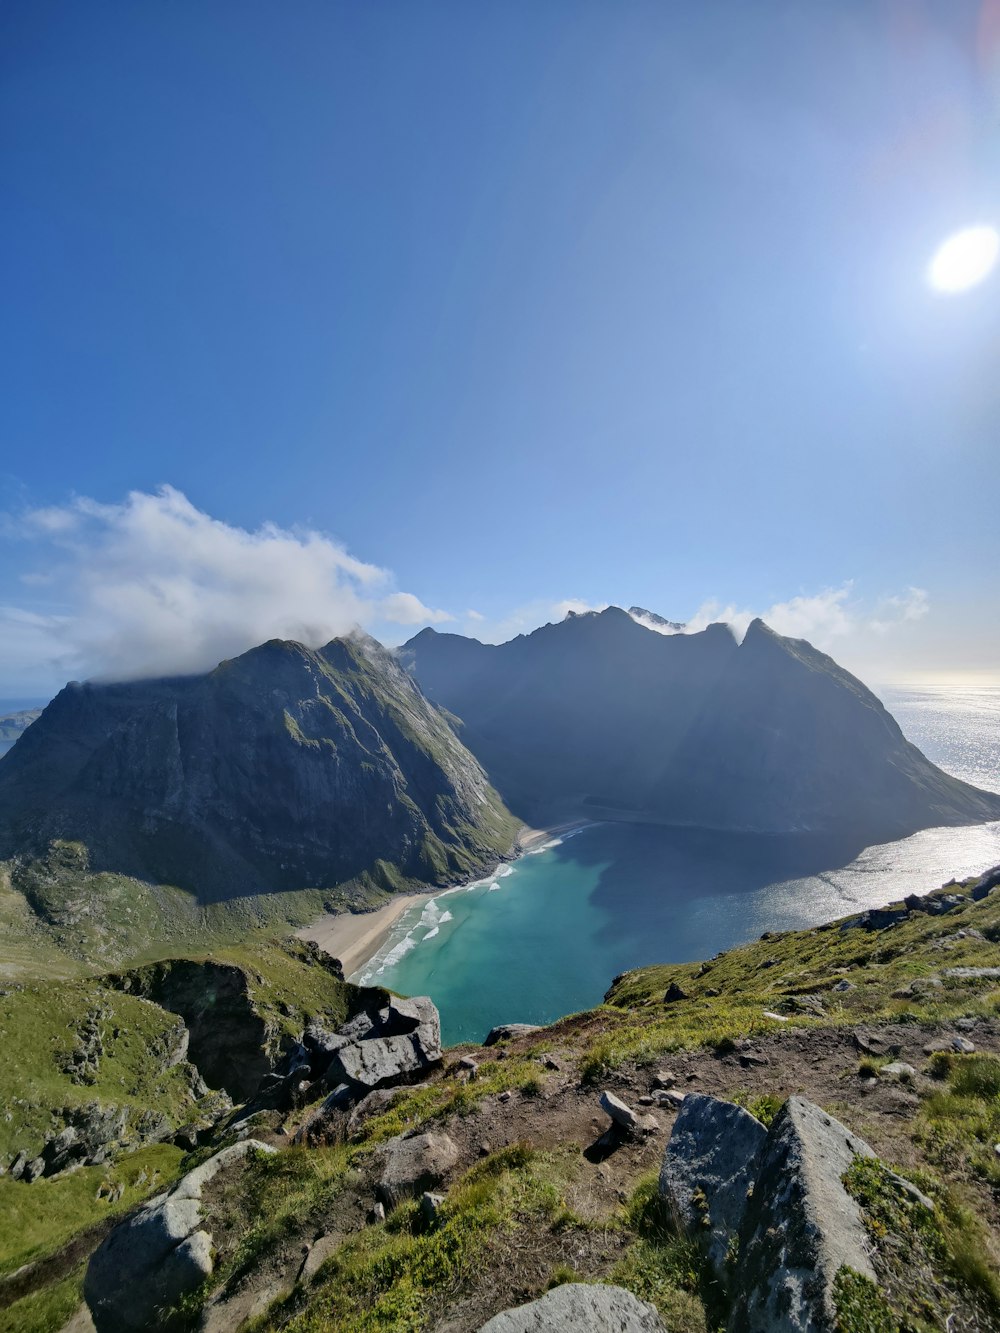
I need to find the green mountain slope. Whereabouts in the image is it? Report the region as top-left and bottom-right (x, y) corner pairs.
(0, 635), (518, 911)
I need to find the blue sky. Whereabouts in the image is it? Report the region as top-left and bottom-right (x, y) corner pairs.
(2, 0), (1000, 695)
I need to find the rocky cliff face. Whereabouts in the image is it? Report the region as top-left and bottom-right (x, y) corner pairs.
(401, 608), (1000, 842)
(0, 634), (517, 898)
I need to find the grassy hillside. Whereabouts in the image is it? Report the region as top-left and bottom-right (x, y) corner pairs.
(2, 872), (999, 1332)
(0, 939), (355, 1294)
(0, 838), (413, 979)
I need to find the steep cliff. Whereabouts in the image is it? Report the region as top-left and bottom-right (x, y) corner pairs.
(0, 634), (518, 899)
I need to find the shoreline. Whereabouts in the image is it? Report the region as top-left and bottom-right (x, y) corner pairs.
(295, 820), (593, 979)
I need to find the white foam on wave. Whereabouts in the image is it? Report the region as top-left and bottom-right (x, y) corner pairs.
(498, 865), (515, 878)
(424, 926), (440, 939)
(439, 909), (453, 924)
(487, 881), (500, 891)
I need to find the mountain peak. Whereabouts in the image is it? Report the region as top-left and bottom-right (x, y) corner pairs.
(627, 606), (686, 632)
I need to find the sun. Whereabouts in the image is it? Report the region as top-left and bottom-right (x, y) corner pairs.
(928, 225), (1000, 293)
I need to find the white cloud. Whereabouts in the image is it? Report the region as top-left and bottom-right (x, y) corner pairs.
(378, 592), (452, 626)
(1, 487), (453, 685)
(674, 585), (856, 644)
(628, 583), (936, 672)
(551, 598), (609, 620)
(465, 609), (485, 622)
(869, 587), (929, 633)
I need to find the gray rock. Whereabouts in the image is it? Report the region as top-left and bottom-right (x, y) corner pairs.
(599, 1090), (653, 1135)
(84, 1139), (275, 1332)
(943, 966), (1000, 980)
(663, 982), (688, 1003)
(323, 995), (442, 1094)
(970, 865), (1000, 900)
(843, 907), (908, 932)
(654, 1089), (686, 1108)
(659, 1093), (767, 1280)
(478, 1283), (666, 1332)
(23, 1155), (45, 1182)
(376, 1131), (460, 1207)
(881, 1061), (917, 1079)
(924, 1036), (975, 1055)
(293, 1084), (354, 1144)
(728, 1097), (876, 1332)
(420, 1191), (445, 1223)
(483, 1023), (540, 1046)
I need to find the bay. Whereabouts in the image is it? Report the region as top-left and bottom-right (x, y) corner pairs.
(355, 685), (1000, 1044)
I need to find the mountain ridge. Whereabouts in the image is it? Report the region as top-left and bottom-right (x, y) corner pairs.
(0, 633), (518, 904)
(401, 607), (1000, 841)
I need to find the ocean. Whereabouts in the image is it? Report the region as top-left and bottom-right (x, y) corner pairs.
(357, 684), (1000, 1044)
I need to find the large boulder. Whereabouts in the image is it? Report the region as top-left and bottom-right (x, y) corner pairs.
(478, 1283), (666, 1331)
(482, 1023), (540, 1046)
(375, 1130), (460, 1207)
(308, 994), (442, 1095)
(728, 1097), (877, 1331)
(659, 1093), (767, 1279)
(84, 1140), (276, 1332)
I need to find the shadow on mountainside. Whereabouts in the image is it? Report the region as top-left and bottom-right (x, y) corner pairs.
(553, 823), (871, 970)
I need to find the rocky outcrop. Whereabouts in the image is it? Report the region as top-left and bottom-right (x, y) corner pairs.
(111, 961), (272, 1102)
(660, 1094), (889, 1331)
(478, 1283), (667, 1332)
(84, 1140), (276, 1333)
(0, 634), (516, 898)
(376, 1131), (460, 1207)
(307, 992), (442, 1095)
(730, 1097), (877, 1331)
(482, 1023), (540, 1046)
(660, 1093), (767, 1279)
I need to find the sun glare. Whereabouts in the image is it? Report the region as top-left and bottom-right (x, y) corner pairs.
(928, 225), (1000, 293)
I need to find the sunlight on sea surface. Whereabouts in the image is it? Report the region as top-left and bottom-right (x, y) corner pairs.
(358, 686), (1000, 1044)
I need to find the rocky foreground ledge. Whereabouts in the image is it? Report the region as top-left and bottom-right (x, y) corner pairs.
(3, 867), (1000, 1332)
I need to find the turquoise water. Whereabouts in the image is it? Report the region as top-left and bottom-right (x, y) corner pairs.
(358, 686), (1000, 1045)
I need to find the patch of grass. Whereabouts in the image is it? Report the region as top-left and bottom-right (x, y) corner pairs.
(207, 1144), (356, 1292)
(844, 1156), (1000, 1328)
(354, 1059), (542, 1145)
(545, 1265), (584, 1289)
(0, 979), (207, 1165)
(730, 1092), (783, 1128)
(832, 1266), (898, 1333)
(0, 1142), (185, 1275)
(0, 1265), (85, 1333)
(608, 1173), (707, 1332)
(918, 1054), (1000, 1191)
(255, 1143), (573, 1333)
(595, 884), (1000, 1075)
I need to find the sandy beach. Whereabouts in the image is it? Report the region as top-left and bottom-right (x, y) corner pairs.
(295, 889), (433, 979)
(295, 822), (588, 978)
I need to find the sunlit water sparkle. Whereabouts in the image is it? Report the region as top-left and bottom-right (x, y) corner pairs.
(355, 684), (1000, 1043)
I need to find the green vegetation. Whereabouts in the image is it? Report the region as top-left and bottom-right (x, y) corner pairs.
(0, 1268), (85, 1333)
(3, 865), (1000, 1332)
(832, 1267), (898, 1333)
(609, 1172), (708, 1332)
(844, 1156), (1000, 1329)
(0, 979), (201, 1168)
(587, 880), (1000, 1076)
(0, 1142), (186, 1274)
